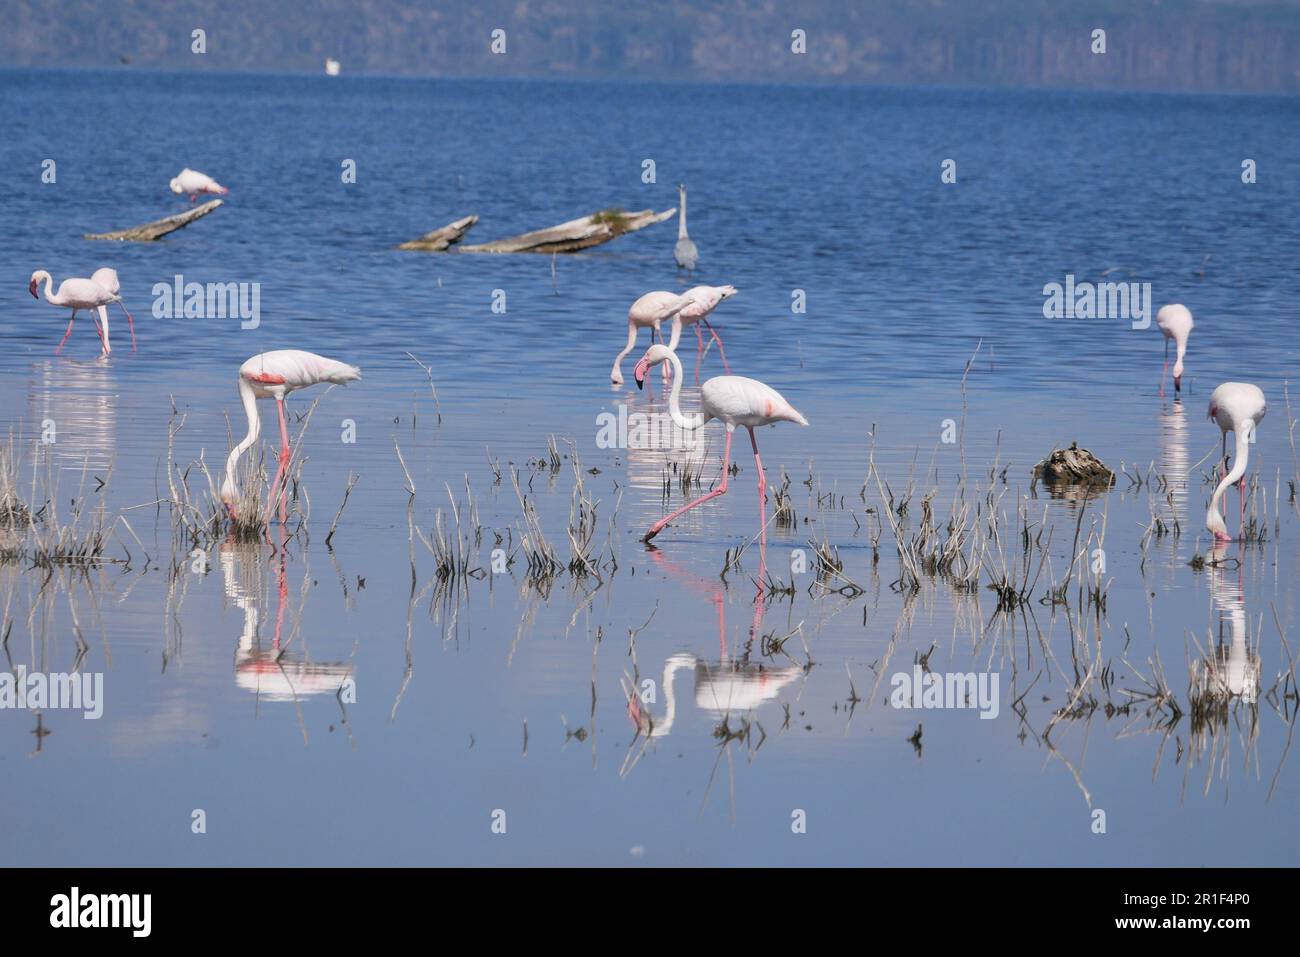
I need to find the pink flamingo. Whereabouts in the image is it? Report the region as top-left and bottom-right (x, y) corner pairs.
(170, 168), (229, 203)
(1206, 382), (1266, 543)
(1156, 304), (1193, 396)
(610, 291), (697, 385)
(666, 284), (736, 379)
(634, 344), (808, 543)
(28, 270), (117, 355)
(221, 350), (361, 523)
(90, 267), (137, 352)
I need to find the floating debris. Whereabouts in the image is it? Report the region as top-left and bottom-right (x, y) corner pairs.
(459, 207), (676, 254)
(396, 214), (479, 251)
(1032, 442), (1115, 488)
(85, 199), (224, 242)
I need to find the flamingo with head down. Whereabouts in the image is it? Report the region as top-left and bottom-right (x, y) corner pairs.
(89, 267), (137, 351)
(610, 291), (697, 385)
(222, 350), (361, 523)
(1206, 381), (1266, 543)
(170, 167), (229, 203)
(634, 344), (807, 543)
(1155, 303), (1193, 396)
(665, 284), (737, 378)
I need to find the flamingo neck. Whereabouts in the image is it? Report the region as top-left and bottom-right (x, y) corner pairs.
(652, 656), (692, 737)
(678, 192), (687, 239)
(664, 350), (700, 432)
(224, 377), (261, 504)
(1173, 336), (1188, 378)
(611, 320), (638, 381)
(42, 274), (58, 304)
(1208, 424), (1251, 531)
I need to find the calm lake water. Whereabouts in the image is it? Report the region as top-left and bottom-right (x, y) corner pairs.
(1, 69), (1298, 865)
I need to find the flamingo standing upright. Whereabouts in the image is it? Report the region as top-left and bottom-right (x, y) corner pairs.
(1206, 382), (1266, 543)
(674, 183), (698, 274)
(170, 168), (229, 202)
(610, 291), (698, 385)
(634, 345), (808, 543)
(222, 350), (361, 523)
(89, 267), (137, 352)
(666, 284), (737, 377)
(28, 270), (118, 355)
(1156, 303), (1193, 395)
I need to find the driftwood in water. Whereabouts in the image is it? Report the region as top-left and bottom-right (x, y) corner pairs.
(459, 207), (677, 254)
(85, 200), (224, 242)
(396, 215), (479, 251)
(1032, 442), (1116, 489)
(84, 200), (224, 242)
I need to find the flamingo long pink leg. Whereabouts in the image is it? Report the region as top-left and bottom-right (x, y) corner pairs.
(748, 426), (767, 549)
(55, 314), (76, 354)
(714, 590), (727, 658)
(694, 325), (706, 383)
(701, 318), (730, 374)
(266, 397), (291, 521)
(643, 429), (733, 542)
(1239, 474), (1246, 541)
(117, 302), (137, 351)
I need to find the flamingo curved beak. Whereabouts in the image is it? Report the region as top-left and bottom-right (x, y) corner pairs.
(29, 279), (38, 298)
(633, 358), (649, 389)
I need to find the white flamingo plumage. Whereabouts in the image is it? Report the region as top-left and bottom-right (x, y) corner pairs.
(610, 291), (698, 385)
(170, 167), (229, 202)
(634, 344), (808, 543)
(1206, 382), (1266, 542)
(1155, 303), (1193, 395)
(89, 267), (137, 352)
(666, 284), (737, 377)
(222, 350), (361, 522)
(28, 269), (119, 356)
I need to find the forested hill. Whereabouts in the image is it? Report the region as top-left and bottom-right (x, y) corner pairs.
(4, 0), (1299, 94)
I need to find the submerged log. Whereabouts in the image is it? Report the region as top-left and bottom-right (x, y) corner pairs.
(1032, 442), (1116, 489)
(396, 215), (479, 251)
(459, 207), (677, 254)
(85, 199), (224, 242)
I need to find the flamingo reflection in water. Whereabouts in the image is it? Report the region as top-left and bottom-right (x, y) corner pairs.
(1156, 396), (1191, 539)
(1181, 541), (1263, 794)
(620, 541), (803, 780)
(221, 528), (353, 703)
(1193, 541), (1260, 705)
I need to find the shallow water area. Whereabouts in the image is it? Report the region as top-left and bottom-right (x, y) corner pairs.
(0, 70), (1298, 865)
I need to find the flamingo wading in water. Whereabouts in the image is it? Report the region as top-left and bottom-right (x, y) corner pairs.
(611, 291), (698, 385)
(170, 168), (229, 202)
(666, 284), (737, 377)
(674, 183), (697, 274)
(29, 270), (119, 355)
(634, 345), (808, 543)
(90, 267), (137, 352)
(1206, 382), (1266, 543)
(1156, 303), (1193, 395)
(222, 350), (361, 523)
